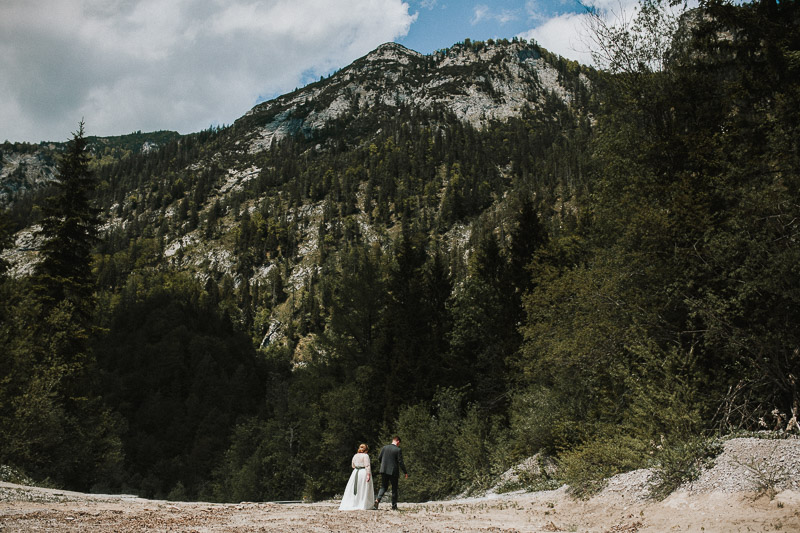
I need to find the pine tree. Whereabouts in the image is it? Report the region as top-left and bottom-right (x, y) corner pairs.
(2, 122), (122, 490)
(33, 120), (100, 320)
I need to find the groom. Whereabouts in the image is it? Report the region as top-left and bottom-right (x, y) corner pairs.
(373, 436), (408, 510)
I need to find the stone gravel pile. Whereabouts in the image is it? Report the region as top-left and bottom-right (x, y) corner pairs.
(600, 469), (654, 502)
(684, 436), (800, 494)
(592, 435), (800, 502)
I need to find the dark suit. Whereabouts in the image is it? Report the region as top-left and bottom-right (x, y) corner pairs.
(376, 443), (407, 508)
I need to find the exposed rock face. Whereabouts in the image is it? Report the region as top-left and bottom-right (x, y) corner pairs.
(242, 40), (588, 153)
(0, 150), (58, 207)
(0, 226), (43, 278)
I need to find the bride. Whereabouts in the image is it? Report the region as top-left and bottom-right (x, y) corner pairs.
(338, 443), (374, 510)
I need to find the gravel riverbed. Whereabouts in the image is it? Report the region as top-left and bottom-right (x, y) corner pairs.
(2, 437), (799, 532)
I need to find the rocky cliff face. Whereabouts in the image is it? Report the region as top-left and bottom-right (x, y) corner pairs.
(0, 131), (181, 209)
(0, 148), (59, 207)
(241, 41), (588, 152)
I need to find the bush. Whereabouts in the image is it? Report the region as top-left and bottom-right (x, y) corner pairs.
(509, 386), (583, 456)
(0, 464), (36, 486)
(494, 454), (560, 494)
(392, 387), (511, 501)
(649, 436), (722, 500)
(560, 434), (649, 499)
(394, 390), (463, 501)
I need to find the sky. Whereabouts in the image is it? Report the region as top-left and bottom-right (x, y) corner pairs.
(0, 0), (634, 143)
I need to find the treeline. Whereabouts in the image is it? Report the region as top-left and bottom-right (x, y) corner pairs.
(513, 0), (800, 496)
(1, 0), (798, 503)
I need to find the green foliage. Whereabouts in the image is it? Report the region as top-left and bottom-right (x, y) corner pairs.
(397, 402), (460, 500)
(508, 385), (580, 457)
(516, 246), (647, 452)
(623, 344), (704, 442)
(393, 388), (467, 500)
(512, 0), (800, 501)
(560, 434), (649, 499)
(457, 406), (510, 492)
(0, 124), (124, 491)
(33, 121), (100, 318)
(0, 465), (39, 486)
(494, 454), (560, 494)
(649, 437), (722, 500)
(92, 272), (264, 500)
(389, 388), (512, 501)
(87, 130), (181, 155)
(0, 286), (125, 490)
(0, 211), (11, 279)
(213, 415), (306, 502)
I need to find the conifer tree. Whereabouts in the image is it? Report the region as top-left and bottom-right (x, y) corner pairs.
(2, 122), (122, 490)
(33, 120), (99, 320)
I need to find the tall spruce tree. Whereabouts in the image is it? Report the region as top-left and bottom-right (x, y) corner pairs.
(0, 122), (122, 490)
(34, 120), (99, 319)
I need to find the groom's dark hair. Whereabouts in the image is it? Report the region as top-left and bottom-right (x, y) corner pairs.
(393, 436), (401, 443)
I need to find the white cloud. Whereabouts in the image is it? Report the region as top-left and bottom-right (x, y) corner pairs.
(0, 0), (416, 142)
(496, 9), (518, 24)
(471, 4), (518, 26)
(472, 4), (489, 24)
(519, 0), (642, 66)
(518, 12), (593, 65)
(524, 0), (546, 22)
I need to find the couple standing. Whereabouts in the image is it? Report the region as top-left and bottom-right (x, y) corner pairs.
(338, 437), (409, 511)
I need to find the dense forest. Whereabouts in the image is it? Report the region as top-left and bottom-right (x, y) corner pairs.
(0, 0), (798, 503)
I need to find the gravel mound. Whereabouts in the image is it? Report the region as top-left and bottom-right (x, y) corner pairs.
(684, 436), (800, 494)
(599, 468), (655, 502)
(595, 435), (800, 502)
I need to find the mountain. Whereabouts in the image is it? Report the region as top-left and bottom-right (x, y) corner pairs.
(1, 37), (594, 498)
(237, 41), (588, 152)
(0, 131), (181, 208)
(2, 38), (592, 339)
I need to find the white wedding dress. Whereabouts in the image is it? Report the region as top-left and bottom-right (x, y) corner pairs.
(338, 452), (374, 510)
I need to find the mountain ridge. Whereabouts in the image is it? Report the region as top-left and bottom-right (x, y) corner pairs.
(2, 38), (591, 304)
(0, 130), (181, 209)
(239, 38), (590, 153)
(0, 39), (588, 209)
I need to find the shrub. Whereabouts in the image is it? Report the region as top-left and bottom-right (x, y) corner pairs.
(560, 434), (649, 499)
(0, 464), (36, 486)
(649, 436), (722, 500)
(394, 389), (464, 501)
(494, 454), (560, 494)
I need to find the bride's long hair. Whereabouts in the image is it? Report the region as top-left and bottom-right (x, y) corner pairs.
(357, 443), (369, 453)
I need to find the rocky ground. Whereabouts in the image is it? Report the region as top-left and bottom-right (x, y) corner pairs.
(1, 437), (799, 532)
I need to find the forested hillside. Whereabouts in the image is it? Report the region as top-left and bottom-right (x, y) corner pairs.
(1, 130), (181, 237)
(1, 0), (797, 503)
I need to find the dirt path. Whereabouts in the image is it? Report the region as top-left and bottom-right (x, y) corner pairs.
(2, 481), (799, 532)
(3, 438), (800, 532)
